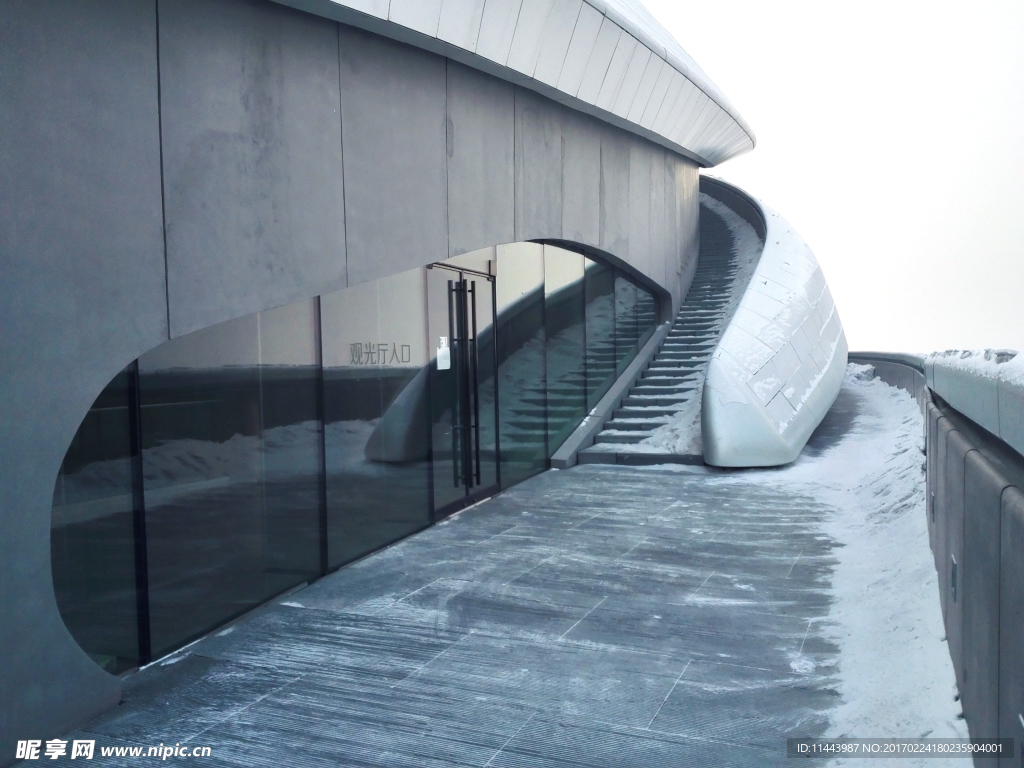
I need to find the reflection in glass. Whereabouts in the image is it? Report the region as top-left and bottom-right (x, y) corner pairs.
(139, 303), (321, 658)
(51, 368), (139, 673)
(322, 270), (431, 567)
(50, 242), (662, 669)
(585, 259), (617, 408)
(637, 283), (658, 344)
(494, 244), (547, 488)
(614, 273), (639, 376)
(544, 247), (587, 454)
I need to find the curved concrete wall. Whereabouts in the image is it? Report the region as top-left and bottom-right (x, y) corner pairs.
(0, 0), (700, 755)
(275, 0), (755, 166)
(701, 182), (847, 467)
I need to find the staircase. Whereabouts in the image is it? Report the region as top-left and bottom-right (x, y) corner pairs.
(578, 201), (741, 462)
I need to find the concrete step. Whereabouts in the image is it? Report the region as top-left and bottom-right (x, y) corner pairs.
(603, 418), (668, 431)
(595, 431), (652, 444)
(613, 406), (684, 419)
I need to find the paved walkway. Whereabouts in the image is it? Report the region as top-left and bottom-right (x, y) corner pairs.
(61, 441), (846, 766)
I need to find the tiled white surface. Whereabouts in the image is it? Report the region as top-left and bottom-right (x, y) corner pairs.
(533, 0), (584, 86)
(556, 3), (604, 95)
(575, 16), (621, 101)
(278, 0), (754, 166)
(437, 0), (486, 50)
(388, 0), (442, 36)
(703, 192), (848, 467)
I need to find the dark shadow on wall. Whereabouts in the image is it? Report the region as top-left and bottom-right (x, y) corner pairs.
(802, 382), (862, 458)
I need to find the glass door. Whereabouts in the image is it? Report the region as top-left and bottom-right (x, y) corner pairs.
(427, 263), (499, 517)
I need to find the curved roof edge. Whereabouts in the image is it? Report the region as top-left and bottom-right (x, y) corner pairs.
(272, 0), (754, 167)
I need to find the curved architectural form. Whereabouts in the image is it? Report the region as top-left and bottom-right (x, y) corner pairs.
(280, 0), (755, 166)
(702, 185), (847, 467)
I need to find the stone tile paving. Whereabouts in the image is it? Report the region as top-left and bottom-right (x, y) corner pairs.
(58, 457), (843, 767)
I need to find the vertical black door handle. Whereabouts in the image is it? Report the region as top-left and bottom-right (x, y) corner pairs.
(470, 281), (481, 485)
(448, 280), (460, 488)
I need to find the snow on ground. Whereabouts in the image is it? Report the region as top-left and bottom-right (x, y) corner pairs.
(766, 364), (967, 765)
(661, 364), (967, 765)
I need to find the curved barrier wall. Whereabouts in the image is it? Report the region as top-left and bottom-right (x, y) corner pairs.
(701, 184), (847, 467)
(853, 352), (1024, 759)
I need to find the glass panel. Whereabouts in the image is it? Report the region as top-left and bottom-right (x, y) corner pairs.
(51, 368), (139, 673)
(257, 300), (323, 583)
(495, 243), (547, 488)
(322, 268), (431, 568)
(427, 259), (500, 514)
(614, 271), (640, 376)
(543, 246), (586, 455)
(139, 302), (320, 658)
(637, 283), (658, 345)
(584, 257), (617, 408)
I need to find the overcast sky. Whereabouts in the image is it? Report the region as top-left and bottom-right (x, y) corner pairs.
(642, 0), (1023, 354)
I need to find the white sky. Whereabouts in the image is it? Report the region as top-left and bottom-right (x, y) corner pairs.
(641, 0), (1024, 354)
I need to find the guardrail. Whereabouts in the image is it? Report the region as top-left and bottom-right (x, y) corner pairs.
(850, 351), (1024, 752)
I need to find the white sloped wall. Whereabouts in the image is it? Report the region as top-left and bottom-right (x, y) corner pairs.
(702, 201), (847, 467)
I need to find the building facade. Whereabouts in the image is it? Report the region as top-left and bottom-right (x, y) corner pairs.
(0, 0), (755, 756)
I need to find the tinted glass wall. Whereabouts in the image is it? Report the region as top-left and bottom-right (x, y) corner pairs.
(138, 301), (322, 658)
(321, 271), (431, 569)
(51, 246), (658, 668)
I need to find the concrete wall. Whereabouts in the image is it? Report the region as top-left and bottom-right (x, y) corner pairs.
(854, 355), (1024, 763)
(925, 351), (1024, 460)
(0, 0), (699, 755)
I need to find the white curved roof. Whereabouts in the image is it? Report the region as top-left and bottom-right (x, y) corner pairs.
(278, 0), (754, 166)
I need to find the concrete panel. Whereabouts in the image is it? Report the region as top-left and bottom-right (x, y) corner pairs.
(437, 0), (486, 50)
(935, 417), (952, 583)
(962, 451), (1007, 740)
(514, 88), (563, 241)
(0, 0), (166, 754)
(998, 378), (1024, 458)
(159, 0), (345, 337)
(533, 0), (584, 88)
(576, 17), (622, 102)
(649, 148), (668, 288)
(389, 0), (442, 36)
(599, 126), (632, 258)
(339, 26), (449, 285)
(628, 142), (652, 277)
(927, 405), (940, 554)
(999, 486), (1024, 766)
(594, 31), (637, 112)
(476, 0), (524, 65)
(561, 110), (601, 246)
(556, 2), (604, 96)
(944, 367), (1001, 436)
(446, 62), (515, 255)
(943, 429), (969, 689)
